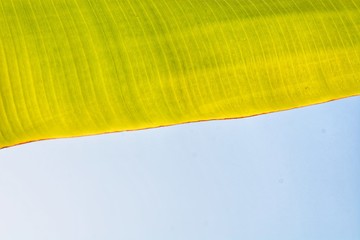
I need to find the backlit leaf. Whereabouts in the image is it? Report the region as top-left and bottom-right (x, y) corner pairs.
(0, 0), (359, 148)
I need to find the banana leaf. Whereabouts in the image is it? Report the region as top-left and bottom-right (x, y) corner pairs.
(1, 0), (359, 148)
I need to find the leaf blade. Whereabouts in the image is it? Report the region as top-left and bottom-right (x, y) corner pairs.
(1, 0), (359, 148)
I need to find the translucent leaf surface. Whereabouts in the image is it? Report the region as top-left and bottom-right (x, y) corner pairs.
(1, 0), (359, 148)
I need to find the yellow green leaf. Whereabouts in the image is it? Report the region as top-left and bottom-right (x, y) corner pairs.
(1, 0), (359, 148)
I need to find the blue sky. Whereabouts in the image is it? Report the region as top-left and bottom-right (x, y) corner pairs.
(0, 96), (359, 240)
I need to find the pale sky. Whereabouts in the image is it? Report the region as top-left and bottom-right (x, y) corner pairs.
(0, 96), (359, 240)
